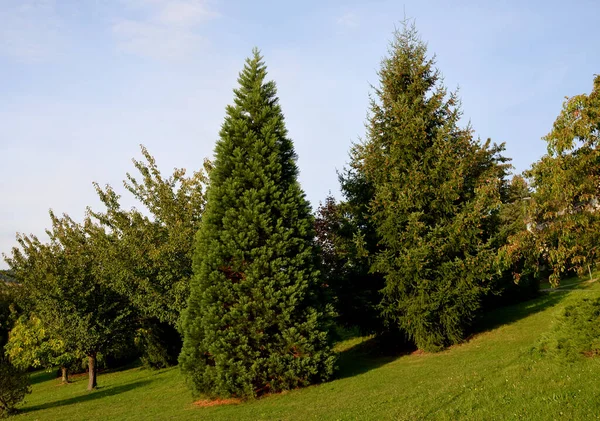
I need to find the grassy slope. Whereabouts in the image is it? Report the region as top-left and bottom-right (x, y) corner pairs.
(14, 282), (600, 421)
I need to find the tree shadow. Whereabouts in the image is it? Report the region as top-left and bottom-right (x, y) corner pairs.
(335, 291), (572, 381)
(28, 370), (57, 386)
(472, 291), (566, 335)
(335, 334), (415, 380)
(28, 360), (146, 387)
(20, 380), (152, 413)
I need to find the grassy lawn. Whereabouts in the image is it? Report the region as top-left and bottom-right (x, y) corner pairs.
(13, 280), (600, 420)
(539, 271), (597, 290)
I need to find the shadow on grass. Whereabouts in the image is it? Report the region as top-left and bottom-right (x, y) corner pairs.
(335, 334), (415, 380)
(336, 290), (571, 381)
(473, 291), (565, 335)
(28, 360), (146, 388)
(21, 380), (152, 413)
(28, 370), (57, 386)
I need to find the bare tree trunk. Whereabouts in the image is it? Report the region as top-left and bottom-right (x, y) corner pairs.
(61, 366), (69, 383)
(87, 353), (97, 391)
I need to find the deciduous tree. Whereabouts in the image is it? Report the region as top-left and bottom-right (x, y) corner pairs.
(90, 146), (209, 327)
(5, 213), (133, 390)
(5, 314), (80, 383)
(90, 147), (209, 366)
(519, 75), (600, 285)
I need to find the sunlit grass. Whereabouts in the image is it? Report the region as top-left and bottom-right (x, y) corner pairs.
(13, 277), (600, 420)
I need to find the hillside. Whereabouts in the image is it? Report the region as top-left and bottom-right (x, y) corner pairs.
(12, 281), (600, 420)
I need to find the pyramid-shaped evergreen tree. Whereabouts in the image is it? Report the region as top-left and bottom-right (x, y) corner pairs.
(179, 49), (336, 398)
(359, 23), (510, 351)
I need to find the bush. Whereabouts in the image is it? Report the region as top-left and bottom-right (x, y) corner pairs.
(0, 357), (30, 417)
(535, 294), (600, 361)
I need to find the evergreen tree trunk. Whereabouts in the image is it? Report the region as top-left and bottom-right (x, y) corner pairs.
(87, 353), (97, 391)
(61, 366), (69, 384)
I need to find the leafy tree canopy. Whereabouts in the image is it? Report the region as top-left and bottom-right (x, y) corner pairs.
(504, 75), (600, 286)
(90, 145), (209, 326)
(5, 212), (134, 390)
(5, 314), (81, 373)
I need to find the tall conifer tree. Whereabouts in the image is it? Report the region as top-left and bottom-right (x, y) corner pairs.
(179, 50), (335, 398)
(358, 23), (509, 351)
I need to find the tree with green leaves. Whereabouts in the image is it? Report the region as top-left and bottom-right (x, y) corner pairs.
(499, 175), (531, 239)
(5, 314), (81, 383)
(179, 49), (336, 398)
(490, 175), (540, 304)
(5, 213), (134, 390)
(356, 23), (510, 351)
(511, 75), (600, 286)
(89, 146), (209, 366)
(0, 271), (16, 284)
(90, 146), (209, 327)
(336, 146), (387, 334)
(0, 278), (28, 415)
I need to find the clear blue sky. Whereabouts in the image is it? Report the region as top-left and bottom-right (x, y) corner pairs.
(1, 0), (599, 268)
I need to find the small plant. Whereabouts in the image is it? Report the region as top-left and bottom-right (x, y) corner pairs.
(535, 294), (600, 361)
(0, 357), (31, 417)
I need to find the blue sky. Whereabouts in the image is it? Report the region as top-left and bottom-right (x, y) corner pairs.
(1, 0), (599, 267)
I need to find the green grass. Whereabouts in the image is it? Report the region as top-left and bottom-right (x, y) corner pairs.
(539, 271), (597, 290)
(13, 280), (600, 420)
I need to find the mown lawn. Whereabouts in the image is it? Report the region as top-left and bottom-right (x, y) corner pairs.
(13, 280), (600, 420)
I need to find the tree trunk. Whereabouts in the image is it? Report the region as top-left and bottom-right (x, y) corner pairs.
(61, 366), (69, 383)
(87, 353), (97, 391)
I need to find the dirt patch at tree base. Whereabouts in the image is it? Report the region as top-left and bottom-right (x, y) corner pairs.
(193, 398), (241, 407)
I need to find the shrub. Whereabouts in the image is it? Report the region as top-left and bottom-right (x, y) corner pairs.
(0, 357), (30, 417)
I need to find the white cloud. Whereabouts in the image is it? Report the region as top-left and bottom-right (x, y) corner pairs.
(0, 0), (63, 61)
(155, 0), (214, 25)
(336, 12), (358, 29)
(112, 0), (217, 59)
(112, 20), (206, 59)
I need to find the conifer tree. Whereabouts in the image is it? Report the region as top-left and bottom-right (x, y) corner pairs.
(358, 23), (510, 351)
(315, 160), (385, 334)
(179, 50), (335, 398)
